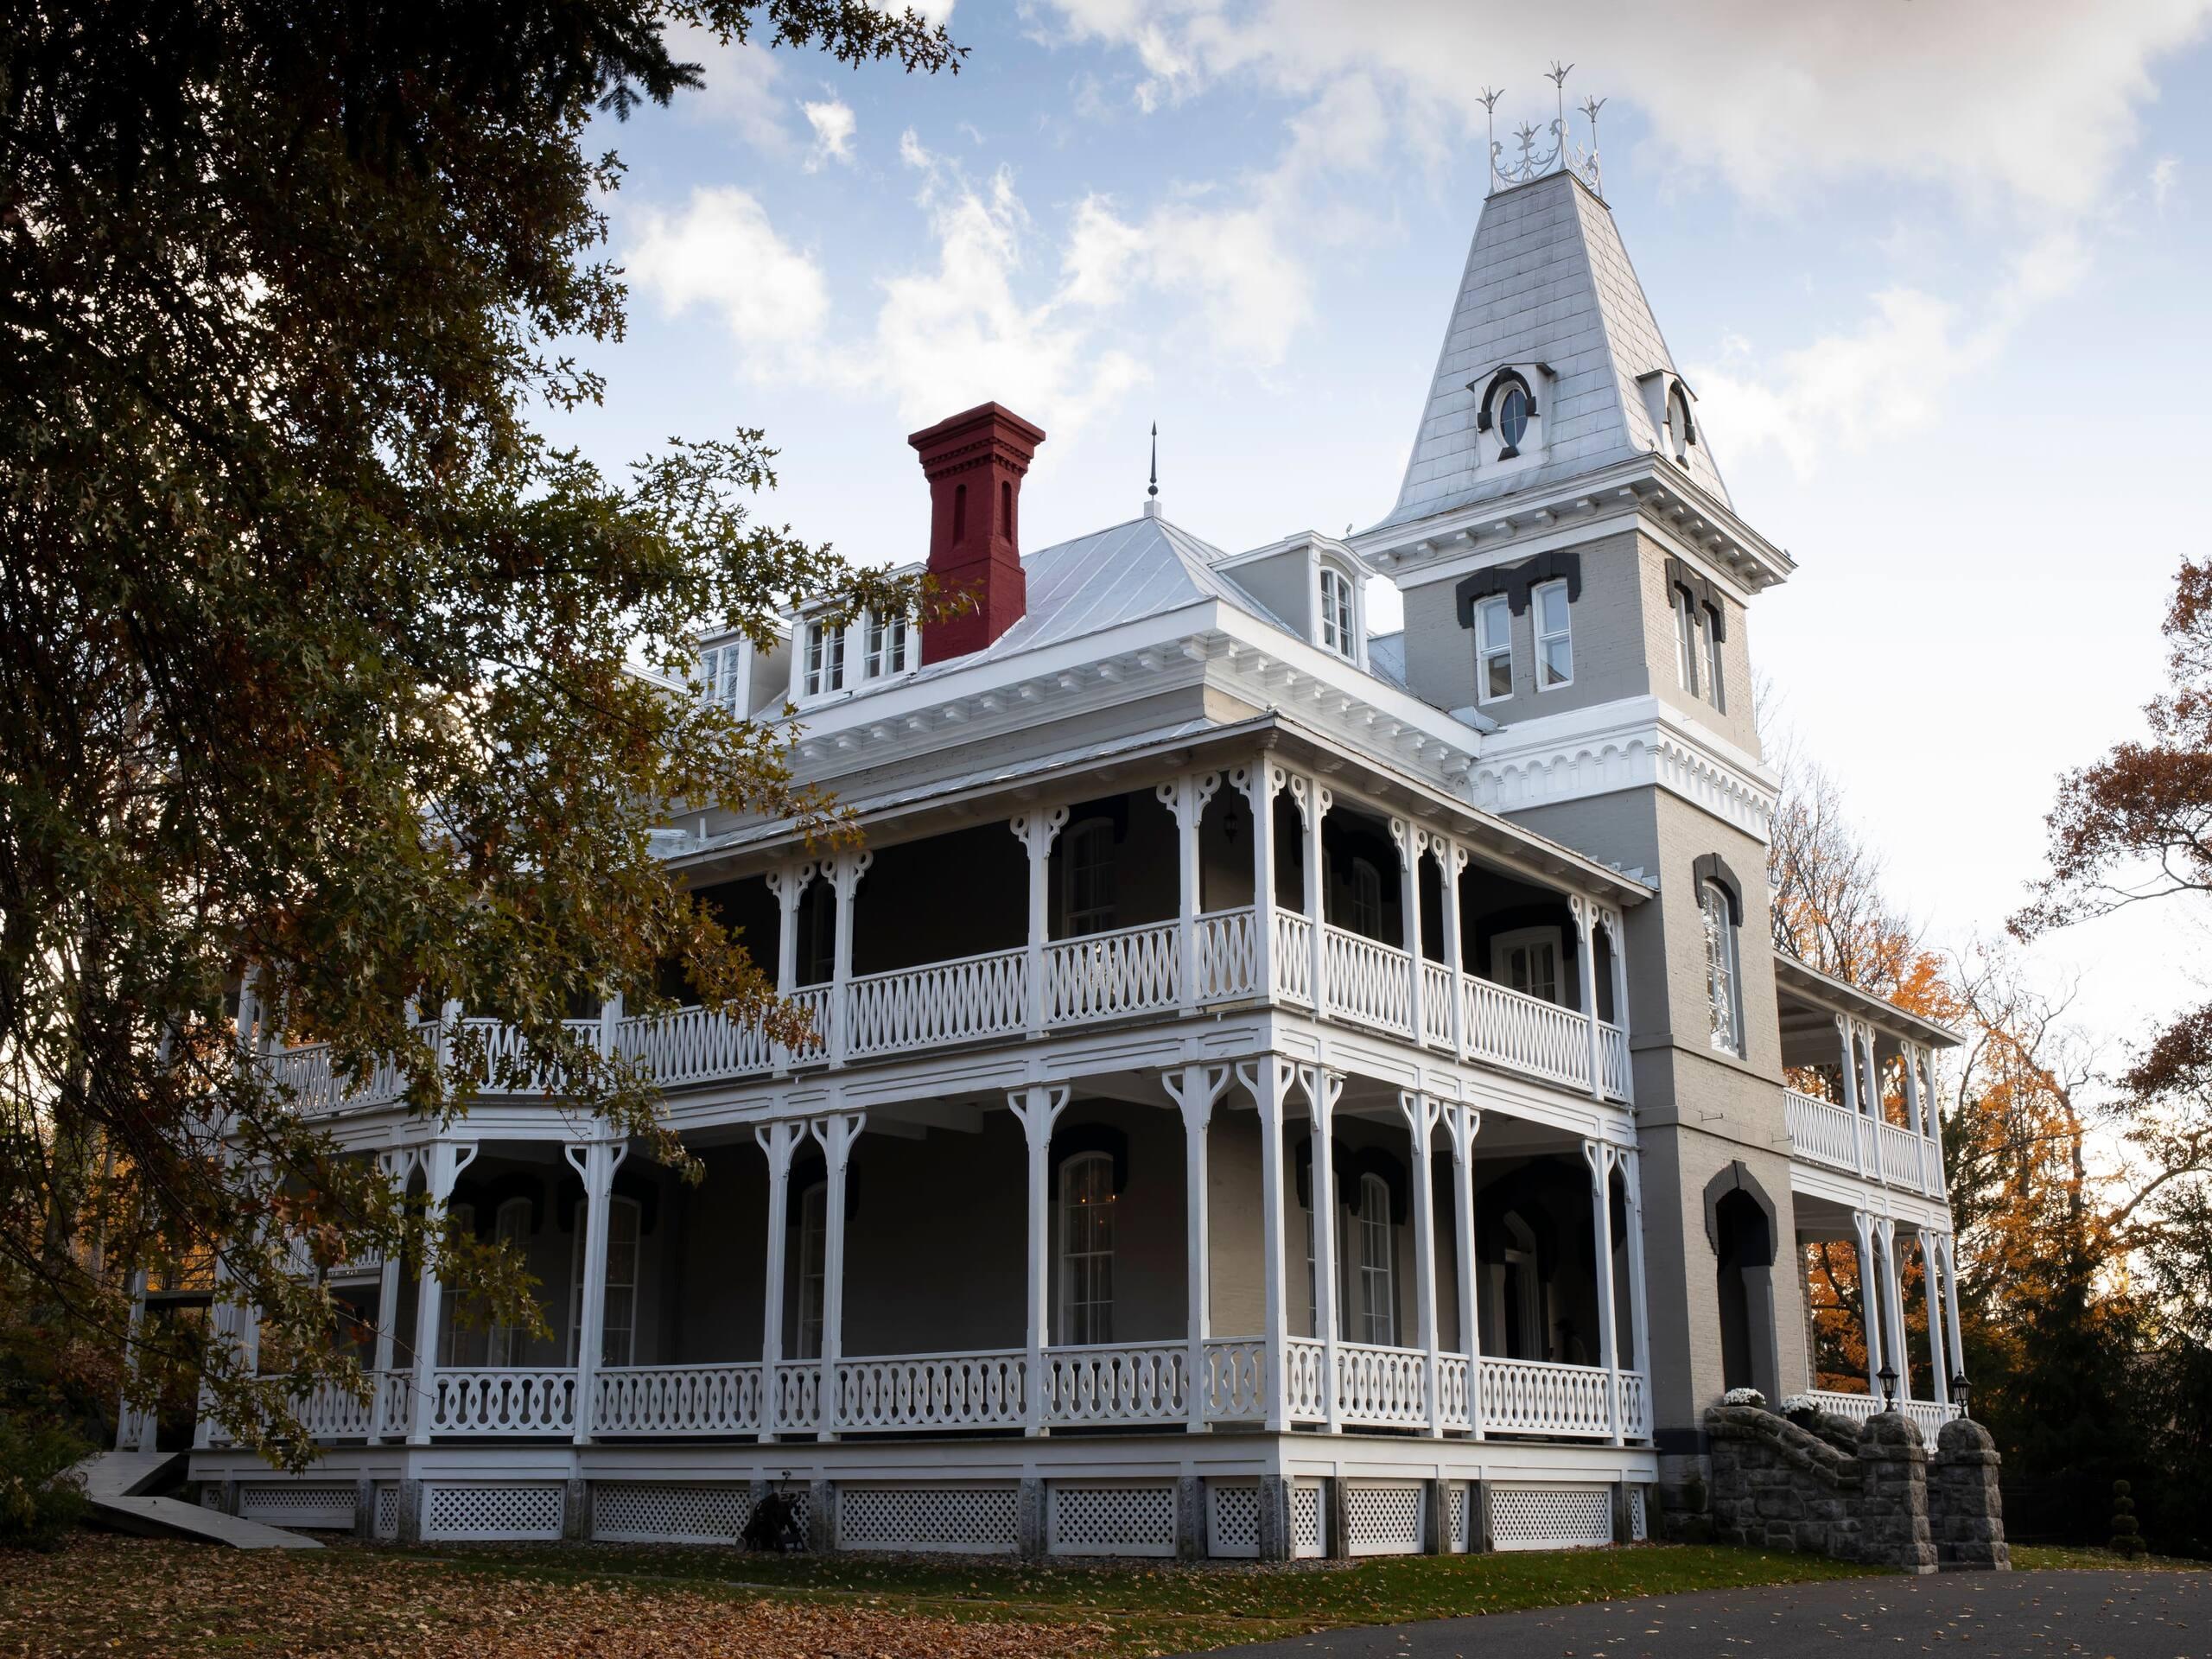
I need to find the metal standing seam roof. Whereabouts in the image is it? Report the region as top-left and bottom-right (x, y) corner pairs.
(1376, 168), (1732, 531)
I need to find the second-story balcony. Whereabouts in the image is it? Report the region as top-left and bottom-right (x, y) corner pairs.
(269, 751), (1641, 1117)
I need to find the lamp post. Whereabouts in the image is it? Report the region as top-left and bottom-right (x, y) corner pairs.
(1950, 1373), (1970, 1420)
(1878, 1363), (1897, 1410)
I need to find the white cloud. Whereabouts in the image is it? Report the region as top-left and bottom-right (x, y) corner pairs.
(1690, 232), (2088, 477)
(625, 188), (831, 370)
(675, 30), (795, 155)
(802, 99), (857, 170)
(2152, 154), (2182, 210)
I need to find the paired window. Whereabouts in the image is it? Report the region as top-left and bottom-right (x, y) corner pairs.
(567, 1195), (640, 1367)
(701, 642), (747, 715)
(797, 610), (913, 701)
(1064, 817), (1117, 936)
(1701, 879), (1743, 1056)
(1318, 565), (1356, 659)
(802, 618), (846, 699)
(1477, 594), (1513, 702)
(1491, 927), (1562, 1005)
(1058, 1151), (1116, 1345)
(1672, 585), (1726, 713)
(486, 1198), (532, 1366)
(863, 613), (909, 680)
(1302, 1169), (1398, 1347)
(1347, 855), (1385, 939)
(795, 1180), (827, 1359)
(1534, 579), (1572, 690)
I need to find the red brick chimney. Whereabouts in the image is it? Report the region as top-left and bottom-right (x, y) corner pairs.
(908, 402), (1046, 663)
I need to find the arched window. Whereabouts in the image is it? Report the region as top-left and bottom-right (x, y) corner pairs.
(1058, 1150), (1116, 1345)
(1318, 565), (1355, 658)
(794, 1179), (827, 1359)
(486, 1197), (532, 1366)
(1351, 1173), (1396, 1345)
(1064, 817), (1117, 936)
(568, 1195), (640, 1367)
(1348, 855), (1384, 940)
(1702, 880), (1743, 1055)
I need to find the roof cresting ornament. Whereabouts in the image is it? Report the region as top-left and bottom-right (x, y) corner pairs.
(1480, 63), (1603, 199)
(1142, 420), (1161, 518)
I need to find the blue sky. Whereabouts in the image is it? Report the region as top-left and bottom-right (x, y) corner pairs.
(549, 2), (2212, 1060)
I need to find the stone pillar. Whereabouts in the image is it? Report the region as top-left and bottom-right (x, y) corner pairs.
(1238, 1057), (1296, 1432)
(406, 1140), (477, 1446)
(1175, 1475), (1205, 1561)
(1856, 1414), (1938, 1573)
(810, 1111), (866, 1439)
(1326, 1476), (1351, 1560)
(1422, 1478), (1447, 1555)
(1010, 1085), (1071, 1436)
(397, 1477), (425, 1545)
(564, 1137), (627, 1446)
(1255, 1472), (1293, 1564)
(1302, 1065), (1344, 1433)
(755, 1120), (798, 1440)
(1929, 1417), (2011, 1570)
(807, 1478), (835, 1553)
(1402, 1091), (1443, 1436)
(1012, 809), (1068, 1036)
(563, 1476), (590, 1541)
(1165, 1065), (1229, 1433)
(1019, 1477), (1047, 1561)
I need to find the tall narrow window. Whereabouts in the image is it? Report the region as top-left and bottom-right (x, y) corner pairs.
(437, 1202), (477, 1366)
(1064, 818), (1117, 935)
(1319, 566), (1356, 659)
(1534, 580), (1572, 690)
(1702, 880), (1743, 1056)
(1673, 587), (1700, 698)
(798, 883), (836, 987)
(1703, 607), (1726, 714)
(803, 619), (845, 698)
(794, 1180), (827, 1359)
(567, 1196), (640, 1367)
(1058, 1151), (1116, 1345)
(486, 1198), (532, 1366)
(1351, 1173), (1396, 1346)
(1348, 855), (1384, 939)
(1477, 594), (1513, 702)
(863, 612), (909, 680)
(702, 643), (746, 715)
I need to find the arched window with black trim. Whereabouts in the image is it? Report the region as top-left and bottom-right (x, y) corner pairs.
(1058, 1149), (1116, 1345)
(1702, 880), (1743, 1056)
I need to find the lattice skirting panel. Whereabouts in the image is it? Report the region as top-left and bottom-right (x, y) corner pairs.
(1448, 1481), (1472, 1553)
(1344, 1481), (1426, 1556)
(1489, 1484), (1615, 1552)
(1048, 1482), (1177, 1558)
(238, 1483), (357, 1530)
(1205, 1481), (1261, 1560)
(1290, 1481), (1326, 1559)
(838, 1484), (1020, 1554)
(372, 1483), (400, 1541)
(423, 1482), (566, 1542)
(594, 1483), (754, 1545)
(1628, 1484), (1648, 1542)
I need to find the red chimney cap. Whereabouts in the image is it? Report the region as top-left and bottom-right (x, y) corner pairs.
(907, 401), (1048, 455)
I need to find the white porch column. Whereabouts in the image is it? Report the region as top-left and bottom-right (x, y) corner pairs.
(1394, 820), (1425, 1046)
(1599, 908), (1633, 1103)
(1298, 780), (1332, 1020)
(1573, 897), (1603, 1099)
(1159, 773), (1221, 1014)
(1239, 763), (1280, 1000)
(1010, 1084), (1072, 1436)
(406, 1140), (478, 1445)
(1402, 1091), (1444, 1436)
(1433, 838), (1470, 1061)
(754, 1120), (799, 1440)
(1236, 1056), (1297, 1431)
(765, 863), (812, 1074)
(1939, 1234), (1968, 1402)
(1165, 1065), (1230, 1433)
(1300, 1065), (1345, 1433)
(823, 854), (871, 1068)
(1849, 1209), (1884, 1397)
(1584, 1140), (1623, 1445)
(118, 1271), (156, 1454)
(564, 1137), (628, 1445)
(1878, 1215), (1910, 1402)
(1012, 808), (1069, 1036)
(367, 1147), (416, 1445)
(1619, 1148), (1652, 1387)
(1445, 1103), (1484, 1438)
(1918, 1230), (1951, 1407)
(810, 1111), (866, 1438)
(1838, 1016), (1868, 1176)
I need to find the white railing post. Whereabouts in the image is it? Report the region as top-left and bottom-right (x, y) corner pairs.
(564, 1136), (627, 1445)
(366, 1147), (416, 1446)
(1850, 1208), (1884, 1399)
(407, 1139), (477, 1444)
(1394, 821), (1425, 1044)
(810, 1111), (866, 1438)
(1236, 1056), (1296, 1432)
(1009, 1084), (1071, 1435)
(1402, 1091), (1443, 1436)
(823, 854), (871, 1068)
(1918, 1229), (1950, 1407)
(754, 1120), (798, 1440)
(1238, 763), (1279, 999)
(1584, 1139), (1622, 1445)
(1164, 1065), (1230, 1432)
(1445, 1103), (1483, 1438)
(1011, 808), (1068, 1037)
(1572, 897), (1603, 1100)
(1301, 1065), (1345, 1433)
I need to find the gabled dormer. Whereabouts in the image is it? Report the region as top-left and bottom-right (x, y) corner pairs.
(1208, 531), (1377, 670)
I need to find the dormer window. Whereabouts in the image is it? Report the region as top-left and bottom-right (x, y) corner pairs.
(1666, 386), (1695, 462)
(862, 612), (910, 680)
(1473, 366), (1545, 465)
(802, 619), (846, 699)
(1497, 385), (1529, 450)
(1318, 566), (1356, 659)
(701, 642), (747, 715)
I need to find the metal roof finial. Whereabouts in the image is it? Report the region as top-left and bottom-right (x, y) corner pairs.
(1147, 421), (1159, 499)
(1484, 64), (1605, 200)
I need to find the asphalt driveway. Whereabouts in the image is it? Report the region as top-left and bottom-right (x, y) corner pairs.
(1195, 1569), (2209, 1658)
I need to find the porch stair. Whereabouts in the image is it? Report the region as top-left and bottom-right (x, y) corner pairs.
(76, 1451), (324, 1549)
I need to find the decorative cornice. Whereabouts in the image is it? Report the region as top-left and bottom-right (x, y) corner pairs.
(1471, 698), (1778, 842)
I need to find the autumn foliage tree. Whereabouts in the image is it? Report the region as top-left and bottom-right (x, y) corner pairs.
(0, 2), (959, 1462)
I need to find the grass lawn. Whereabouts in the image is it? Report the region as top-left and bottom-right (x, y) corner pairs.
(3, 1531), (1890, 1657)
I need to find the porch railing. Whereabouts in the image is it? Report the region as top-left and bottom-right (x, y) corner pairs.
(1803, 1387), (1961, 1438)
(1334, 1340), (1430, 1428)
(1039, 1341), (1186, 1427)
(845, 945), (1027, 1059)
(1476, 1355), (1618, 1439)
(594, 1361), (762, 1437)
(1783, 1088), (1946, 1197)
(1320, 925), (1416, 1037)
(426, 1366), (576, 1436)
(1045, 919), (1181, 1023)
(835, 1348), (1026, 1432)
(1462, 977), (1592, 1092)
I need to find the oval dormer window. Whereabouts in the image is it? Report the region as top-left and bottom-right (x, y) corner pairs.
(1497, 385), (1529, 451)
